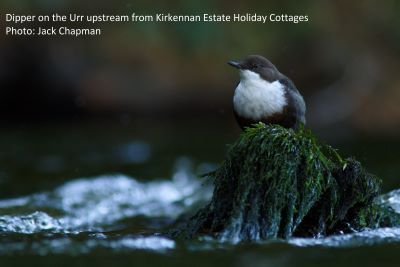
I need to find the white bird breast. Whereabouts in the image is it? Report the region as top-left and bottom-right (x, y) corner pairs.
(233, 70), (287, 120)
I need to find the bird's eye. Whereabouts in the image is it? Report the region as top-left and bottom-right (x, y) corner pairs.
(251, 64), (259, 70)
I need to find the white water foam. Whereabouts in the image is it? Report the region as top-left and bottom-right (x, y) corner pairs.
(376, 189), (400, 213)
(0, 235), (175, 255)
(289, 227), (400, 247)
(1, 159), (400, 254)
(0, 211), (63, 233)
(0, 158), (212, 234)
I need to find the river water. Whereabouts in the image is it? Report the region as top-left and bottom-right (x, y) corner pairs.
(0, 119), (399, 266)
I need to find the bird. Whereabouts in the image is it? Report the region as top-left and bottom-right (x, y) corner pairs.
(228, 55), (306, 130)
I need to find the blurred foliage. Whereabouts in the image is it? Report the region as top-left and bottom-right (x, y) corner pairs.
(0, 0), (400, 133)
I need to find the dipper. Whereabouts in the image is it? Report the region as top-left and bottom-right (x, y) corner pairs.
(228, 55), (306, 130)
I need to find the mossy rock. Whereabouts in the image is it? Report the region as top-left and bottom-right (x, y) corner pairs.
(175, 123), (399, 242)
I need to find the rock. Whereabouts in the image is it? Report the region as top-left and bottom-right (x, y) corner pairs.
(175, 123), (397, 242)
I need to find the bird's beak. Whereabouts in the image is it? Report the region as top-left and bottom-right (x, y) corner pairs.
(228, 61), (242, 69)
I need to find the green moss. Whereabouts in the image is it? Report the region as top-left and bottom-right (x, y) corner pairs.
(175, 123), (398, 241)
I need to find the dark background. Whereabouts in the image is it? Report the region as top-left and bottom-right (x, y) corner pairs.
(0, 0), (399, 196)
(1, 0), (400, 133)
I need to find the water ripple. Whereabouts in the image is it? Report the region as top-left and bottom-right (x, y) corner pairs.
(0, 158), (212, 234)
(0, 160), (400, 254)
(289, 227), (400, 247)
(0, 211), (62, 233)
